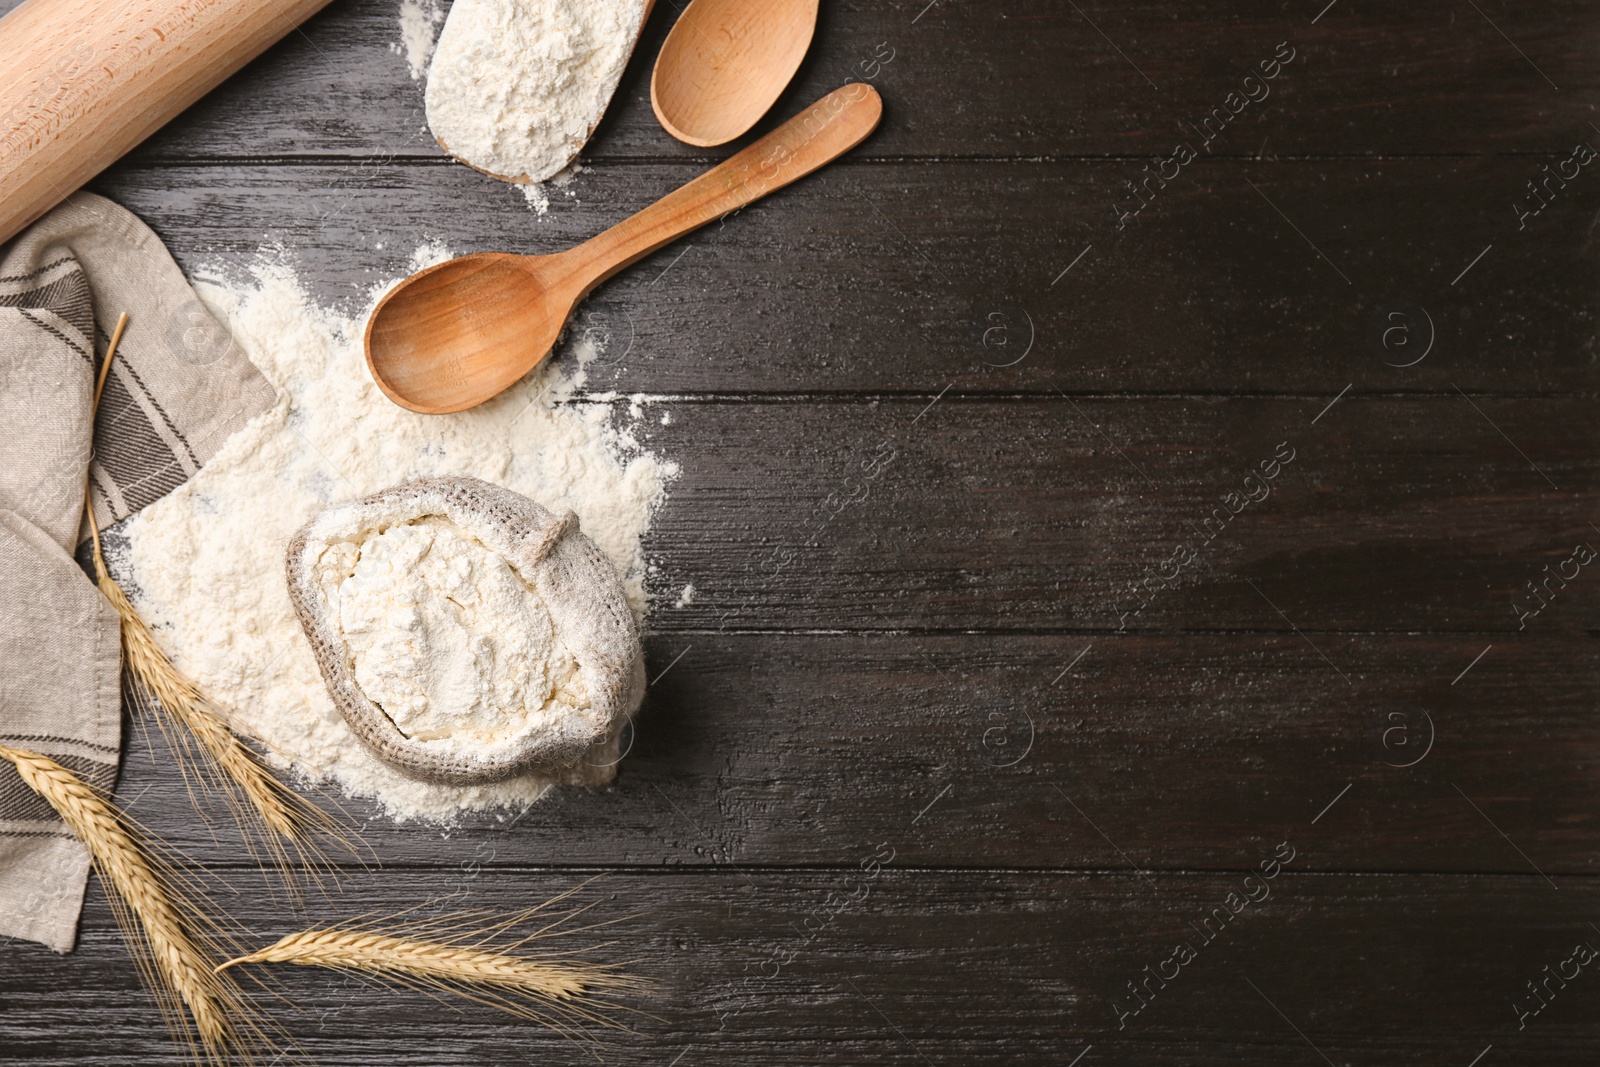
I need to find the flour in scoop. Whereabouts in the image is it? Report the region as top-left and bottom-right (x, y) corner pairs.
(119, 247), (675, 822)
(425, 0), (648, 182)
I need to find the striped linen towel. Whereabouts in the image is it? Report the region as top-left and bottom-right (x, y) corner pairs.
(0, 192), (274, 951)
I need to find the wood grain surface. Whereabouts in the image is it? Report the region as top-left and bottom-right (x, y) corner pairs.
(2, 0), (1598, 1064)
(88, 157), (1600, 394)
(6, 870), (1600, 1065)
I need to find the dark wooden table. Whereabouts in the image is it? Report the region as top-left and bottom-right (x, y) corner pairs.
(4, 1), (1599, 1063)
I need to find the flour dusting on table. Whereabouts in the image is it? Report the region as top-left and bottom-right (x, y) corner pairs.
(393, 0), (445, 80)
(120, 247), (675, 821)
(520, 160), (585, 214)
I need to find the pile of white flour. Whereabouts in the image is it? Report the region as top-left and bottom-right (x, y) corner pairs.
(424, 0), (648, 182)
(119, 246), (675, 821)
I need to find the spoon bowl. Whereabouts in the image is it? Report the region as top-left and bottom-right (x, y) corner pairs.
(366, 84), (882, 414)
(651, 0), (820, 148)
(367, 254), (577, 414)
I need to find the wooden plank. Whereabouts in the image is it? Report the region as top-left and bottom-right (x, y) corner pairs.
(104, 632), (1600, 874)
(83, 387), (1596, 634)
(88, 158), (1600, 395)
(75, 389), (1596, 637)
(72, 0), (1600, 163)
(1, 867), (1596, 1064)
(634, 397), (1598, 634)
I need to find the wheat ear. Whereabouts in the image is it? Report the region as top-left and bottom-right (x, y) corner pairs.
(217, 913), (642, 1042)
(0, 745), (242, 1061)
(218, 929), (607, 996)
(84, 314), (345, 876)
(94, 568), (319, 847)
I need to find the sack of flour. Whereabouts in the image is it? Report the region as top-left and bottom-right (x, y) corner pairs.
(286, 476), (644, 785)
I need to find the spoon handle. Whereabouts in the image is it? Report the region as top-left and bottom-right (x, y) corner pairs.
(565, 83), (883, 291)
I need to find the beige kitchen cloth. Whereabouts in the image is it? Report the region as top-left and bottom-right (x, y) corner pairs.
(0, 192), (275, 952)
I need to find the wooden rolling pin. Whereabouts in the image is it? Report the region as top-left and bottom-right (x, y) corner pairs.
(0, 0), (334, 247)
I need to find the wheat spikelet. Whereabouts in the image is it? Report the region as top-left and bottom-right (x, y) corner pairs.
(84, 314), (349, 881)
(0, 745), (244, 1062)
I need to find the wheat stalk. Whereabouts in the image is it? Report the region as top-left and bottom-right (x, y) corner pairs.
(218, 929), (603, 997)
(216, 909), (643, 1044)
(0, 745), (244, 1062)
(84, 314), (347, 879)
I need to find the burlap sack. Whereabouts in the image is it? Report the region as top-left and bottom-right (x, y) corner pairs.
(286, 476), (643, 786)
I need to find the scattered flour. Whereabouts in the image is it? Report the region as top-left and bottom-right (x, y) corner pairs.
(424, 0), (648, 182)
(518, 161), (584, 214)
(550, 161), (584, 188)
(120, 247), (676, 822)
(521, 183), (551, 215)
(392, 0), (445, 81)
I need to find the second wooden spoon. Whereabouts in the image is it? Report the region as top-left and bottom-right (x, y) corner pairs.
(651, 0), (820, 147)
(366, 84), (882, 414)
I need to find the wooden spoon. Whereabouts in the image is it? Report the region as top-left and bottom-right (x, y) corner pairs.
(366, 84), (881, 414)
(651, 0), (820, 147)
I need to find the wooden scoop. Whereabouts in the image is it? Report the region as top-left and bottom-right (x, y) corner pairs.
(366, 84), (882, 415)
(651, 0), (820, 147)
(431, 0), (657, 183)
